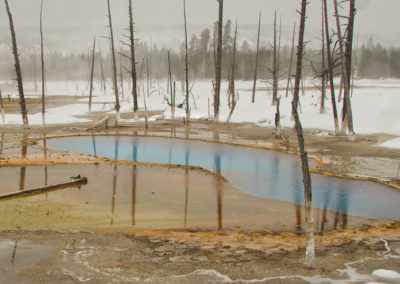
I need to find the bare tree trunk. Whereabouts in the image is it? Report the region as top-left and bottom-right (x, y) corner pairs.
(285, 23), (296, 98)
(183, 0), (190, 123)
(146, 53), (150, 97)
(0, 88), (5, 122)
(343, 0), (355, 138)
(272, 11), (279, 106)
(251, 11), (261, 103)
(214, 0), (223, 122)
(333, 0), (355, 139)
(99, 48), (107, 97)
(119, 60), (125, 101)
(107, 0), (120, 121)
(291, 0), (315, 269)
(33, 49), (38, 93)
(275, 97), (282, 138)
(226, 22), (238, 125)
(40, 0), (45, 125)
(320, 0), (326, 114)
(168, 51), (175, 118)
(227, 19), (238, 120)
(88, 38), (96, 112)
(323, 0), (339, 134)
(4, 0), (29, 128)
(128, 0), (139, 119)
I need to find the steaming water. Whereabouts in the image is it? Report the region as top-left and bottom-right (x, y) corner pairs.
(47, 136), (400, 219)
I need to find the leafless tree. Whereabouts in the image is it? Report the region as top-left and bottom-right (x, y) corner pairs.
(227, 20), (238, 123)
(333, 0), (355, 139)
(168, 51), (176, 118)
(320, 0), (326, 114)
(323, 0), (339, 134)
(271, 11), (281, 106)
(4, 0), (29, 127)
(88, 38), (96, 112)
(251, 12), (261, 104)
(106, 0), (120, 121)
(40, 0), (45, 124)
(285, 23), (296, 98)
(214, 0), (223, 122)
(119, 60), (125, 101)
(0, 88), (5, 122)
(33, 49), (38, 92)
(291, 0), (315, 269)
(128, 0), (139, 119)
(183, 0), (190, 123)
(99, 47), (107, 97)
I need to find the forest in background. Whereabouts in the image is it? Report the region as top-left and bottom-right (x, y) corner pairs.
(0, 20), (399, 84)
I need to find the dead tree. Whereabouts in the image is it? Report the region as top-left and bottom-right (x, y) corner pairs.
(274, 97), (282, 138)
(88, 38), (96, 112)
(343, 0), (356, 137)
(320, 0), (326, 114)
(119, 60), (125, 100)
(40, 0), (45, 124)
(33, 49), (38, 92)
(226, 20), (238, 123)
(323, 0), (339, 134)
(0, 88), (5, 122)
(291, 0), (315, 269)
(214, 0), (223, 122)
(106, 0), (120, 121)
(228, 19), (238, 108)
(168, 51), (176, 118)
(128, 0), (139, 119)
(333, 0), (355, 139)
(251, 11), (261, 103)
(271, 11), (281, 106)
(4, 0), (29, 127)
(99, 47), (107, 97)
(285, 23), (296, 98)
(183, 0), (190, 123)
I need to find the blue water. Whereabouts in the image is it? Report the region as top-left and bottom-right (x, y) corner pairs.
(47, 136), (400, 219)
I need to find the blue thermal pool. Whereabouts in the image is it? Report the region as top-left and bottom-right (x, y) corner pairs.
(47, 135), (400, 219)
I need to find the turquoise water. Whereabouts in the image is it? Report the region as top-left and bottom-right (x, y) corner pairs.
(47, 136), (400, 219)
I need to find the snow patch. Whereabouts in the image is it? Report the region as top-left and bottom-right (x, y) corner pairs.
(372, 269), (400, 281)
(378, 137), (400, 149)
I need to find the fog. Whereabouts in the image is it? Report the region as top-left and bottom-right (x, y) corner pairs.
(0, 0), (399, 52)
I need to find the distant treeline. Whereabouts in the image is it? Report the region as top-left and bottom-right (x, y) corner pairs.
(0, 22), (399, 83)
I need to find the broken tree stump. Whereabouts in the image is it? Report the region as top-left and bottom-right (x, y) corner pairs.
(85, 116), (109, 131)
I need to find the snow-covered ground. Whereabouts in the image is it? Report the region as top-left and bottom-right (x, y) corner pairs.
(1, 78), (399, 148)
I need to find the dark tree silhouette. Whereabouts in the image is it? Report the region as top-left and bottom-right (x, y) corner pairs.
(4, 0), (28, 127)
(291, 0), (315, 269)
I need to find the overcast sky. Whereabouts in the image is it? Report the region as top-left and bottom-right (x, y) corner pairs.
(1, 0), (399, 48)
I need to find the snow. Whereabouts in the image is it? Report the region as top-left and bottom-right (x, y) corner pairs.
(372, 269), (400, 281)
(378, 137), (400, 149)
(1, 78), (400, 148)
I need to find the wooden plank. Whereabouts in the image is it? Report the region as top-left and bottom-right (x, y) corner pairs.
(0, 177), (88, 200)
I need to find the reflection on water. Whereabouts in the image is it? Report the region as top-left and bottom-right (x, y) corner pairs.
(0, 133), (4, 155)
(19, 133), (29, 191)
(47, 136), (400, 219)
(0, 164), (369, 232)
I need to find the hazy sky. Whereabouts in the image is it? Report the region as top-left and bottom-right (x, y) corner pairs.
(1, 0), (399, 48)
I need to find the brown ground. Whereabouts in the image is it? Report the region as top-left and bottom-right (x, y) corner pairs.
(0, 95), (399, 283)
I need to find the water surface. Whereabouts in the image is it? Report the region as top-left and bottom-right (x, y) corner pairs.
(47, 135), (400, 219)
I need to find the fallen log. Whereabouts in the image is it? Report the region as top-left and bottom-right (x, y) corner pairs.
(85, 116), (109, 131)
(0, 177), (88, 200)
